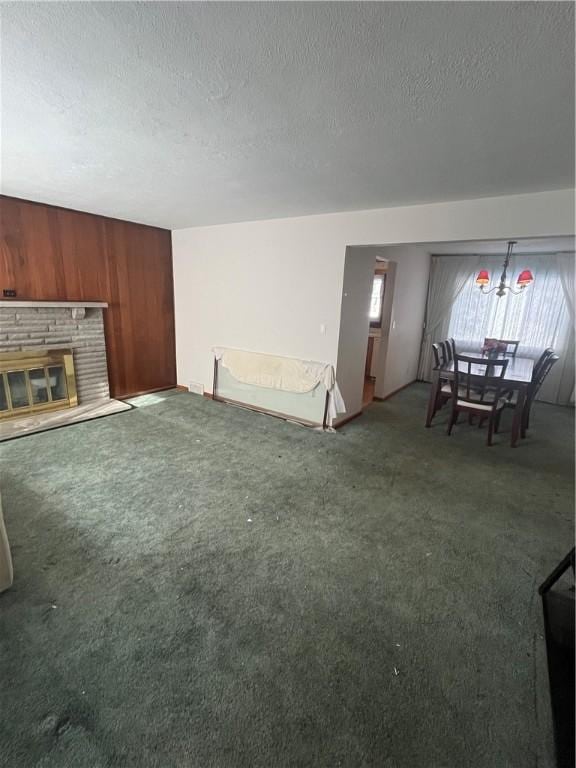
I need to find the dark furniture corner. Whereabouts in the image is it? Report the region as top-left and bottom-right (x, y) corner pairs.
(539, 548), (575, 768)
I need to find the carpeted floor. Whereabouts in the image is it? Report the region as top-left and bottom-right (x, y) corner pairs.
(0, 384), (573, 768)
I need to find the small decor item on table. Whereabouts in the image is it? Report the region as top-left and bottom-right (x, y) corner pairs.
(482, 338), (507, 358)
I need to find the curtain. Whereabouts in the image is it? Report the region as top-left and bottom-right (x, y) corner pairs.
(417, 255), (479, 380)
(556, 252), (576, 404)
(445, 252), (575, 405)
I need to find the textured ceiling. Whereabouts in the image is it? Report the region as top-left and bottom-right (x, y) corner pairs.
(1, 2), (574, 229)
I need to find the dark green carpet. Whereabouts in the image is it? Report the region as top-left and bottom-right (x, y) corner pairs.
(0, 384), (573, 767)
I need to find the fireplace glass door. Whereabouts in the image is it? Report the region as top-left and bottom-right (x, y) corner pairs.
(29, 368), (50, 405)
(0, 350), (77, 420)
(6, 371), (29, 409)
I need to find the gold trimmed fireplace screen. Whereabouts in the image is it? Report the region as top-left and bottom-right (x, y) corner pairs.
(0, 349), (78, 420)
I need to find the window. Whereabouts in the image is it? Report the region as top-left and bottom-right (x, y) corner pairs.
(369, 274), (385, 327)
(447, 255), (571, 356)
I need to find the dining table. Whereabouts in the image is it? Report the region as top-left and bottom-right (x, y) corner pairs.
(425, 351), (534, 446)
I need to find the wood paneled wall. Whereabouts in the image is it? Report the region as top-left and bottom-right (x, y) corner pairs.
(0, 196), (176, 398)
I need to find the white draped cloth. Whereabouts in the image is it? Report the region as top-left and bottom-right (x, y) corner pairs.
(213, 347), (346, 421)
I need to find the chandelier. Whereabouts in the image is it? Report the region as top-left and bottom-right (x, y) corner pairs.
(475, 241), (534, 297)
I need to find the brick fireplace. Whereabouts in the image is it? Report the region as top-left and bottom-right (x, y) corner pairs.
(0, 300), (130, 439)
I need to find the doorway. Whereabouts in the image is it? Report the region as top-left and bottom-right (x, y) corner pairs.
(363, 264), (387, 406)
(335, 247), (398, 421)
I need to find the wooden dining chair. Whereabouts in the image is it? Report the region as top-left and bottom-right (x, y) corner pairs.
(429, 343), (453, 420)
(484, 338), (520, 357)
(497, 350), (558, 438)
(522, 353), (559, 437)
(441, 339), (453, 363)
(533, 347), (554, 380)
(447, 354), (509, 446)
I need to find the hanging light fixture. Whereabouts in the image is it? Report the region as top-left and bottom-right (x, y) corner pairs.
(475, 241), (534, 296)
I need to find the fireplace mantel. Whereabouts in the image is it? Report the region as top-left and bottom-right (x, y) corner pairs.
(0, 299), (108, 325)
(0, 300), (108, 309)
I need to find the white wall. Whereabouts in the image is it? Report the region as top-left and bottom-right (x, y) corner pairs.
(334, 244), (430, 419)
(172, 189), (574, 401)
(375, 263), (397, 392)
(172, 218), (345, 394)
(335, 248), (377, 417)
(374, 246), (431, 399)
